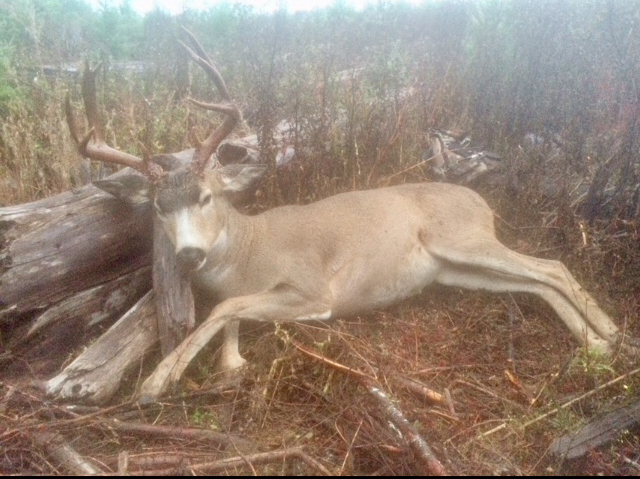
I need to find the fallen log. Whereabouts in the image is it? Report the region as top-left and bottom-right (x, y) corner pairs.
(6, 267), (151, 378)
(25, 267), (151, 341)
(0, 172), (155, 380)
(44, 291), (157, 404)
(550, 400), (640, 460)
(153, 215), (195, 357)
(0, 177), (152, 327)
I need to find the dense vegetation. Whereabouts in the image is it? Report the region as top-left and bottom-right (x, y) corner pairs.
(0, 0), (638, 209)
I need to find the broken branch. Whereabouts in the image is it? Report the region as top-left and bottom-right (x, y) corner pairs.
(108, 447), (331, 476)
(292, 340), (447, 476)
(31, 430), (102, 476)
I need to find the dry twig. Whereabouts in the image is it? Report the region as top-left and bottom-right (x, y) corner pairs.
(103, 419), (254, 452)
(363, 379), (448, 476)
(392, 375), (445, 405)
(292, 340), (447, 476)
(31, 430), (102, 475)
(107, 447), (331, 476)
(476, 366), (640, 440)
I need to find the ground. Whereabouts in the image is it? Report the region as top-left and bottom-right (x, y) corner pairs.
(2, 275), (639, 474)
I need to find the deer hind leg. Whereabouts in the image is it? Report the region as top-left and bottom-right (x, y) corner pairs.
(431, 240), (619, 352)
(140, 283), (332, 402)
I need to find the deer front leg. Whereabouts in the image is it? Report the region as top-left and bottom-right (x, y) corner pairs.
(139, 284), (332, 402)
(220, 321), (247, 372)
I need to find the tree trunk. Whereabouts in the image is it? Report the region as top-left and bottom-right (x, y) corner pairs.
(0, 174), (154, 381)
(153, 215), (195, 357)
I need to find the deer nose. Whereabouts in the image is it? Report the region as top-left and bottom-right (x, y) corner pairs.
(177, 247), (206, 271)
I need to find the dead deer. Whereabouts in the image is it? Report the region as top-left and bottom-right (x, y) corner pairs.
(68, 30), (630, 402)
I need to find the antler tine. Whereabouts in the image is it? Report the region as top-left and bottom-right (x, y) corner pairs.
(188, 98), (239, 117)
(81, 59), (106, 143)
(67, 61), (159, 180)
(179, 27), (241, 174)
(65, 93), (80, 145)
(180, 27), (232, 102)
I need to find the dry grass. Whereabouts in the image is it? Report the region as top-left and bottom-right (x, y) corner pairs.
(2, 284), (639, 475)
(0, 85), (79, 204)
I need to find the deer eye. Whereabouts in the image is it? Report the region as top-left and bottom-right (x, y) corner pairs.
(200, 193), (212, 206)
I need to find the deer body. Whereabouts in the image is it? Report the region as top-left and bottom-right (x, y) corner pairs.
(66, 30), (628, 402)
(193, 182), (479, 317)
(135, 167), (621, 399)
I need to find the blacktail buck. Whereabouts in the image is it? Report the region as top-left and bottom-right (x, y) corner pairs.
(67, 30), (630, 401)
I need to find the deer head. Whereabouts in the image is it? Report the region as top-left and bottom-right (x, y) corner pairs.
(67, 28), (266, 271)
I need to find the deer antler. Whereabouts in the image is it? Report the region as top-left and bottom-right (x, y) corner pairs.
(179, 27), (242, 175)
(66, 61), (164, 182)
(67, 31), (239, 181)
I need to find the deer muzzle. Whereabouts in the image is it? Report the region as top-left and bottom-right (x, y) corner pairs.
(177, 247), (207, 271)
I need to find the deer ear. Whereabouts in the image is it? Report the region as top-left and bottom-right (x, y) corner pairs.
(217, 143), (260, 166)
(217, 164), (267, 193)
(94, 174), (152, 206)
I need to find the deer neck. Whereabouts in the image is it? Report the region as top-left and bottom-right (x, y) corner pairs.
(196, 200), (256, 281)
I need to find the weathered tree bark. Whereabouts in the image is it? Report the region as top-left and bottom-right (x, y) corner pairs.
(550, 400), (640, 460)
(24, 267), (151, 341)
(153, 217), (195, 357)
(0, 174), (154, 380)
(44, 291), (157, 404)
(4, 267), (151, 378)
(0, 177), (153, 326)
